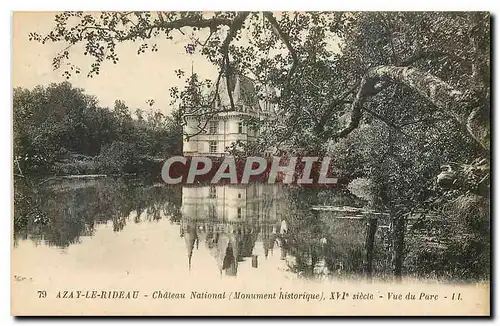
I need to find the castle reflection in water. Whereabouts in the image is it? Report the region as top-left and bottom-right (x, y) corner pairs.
(180, 184), (287, 276)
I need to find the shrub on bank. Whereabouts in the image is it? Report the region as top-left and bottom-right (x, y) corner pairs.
(96, 141), (143, 174)
(52, 159), (98, 175)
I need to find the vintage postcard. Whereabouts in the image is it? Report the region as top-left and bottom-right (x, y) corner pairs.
(11, 11), (490, 316)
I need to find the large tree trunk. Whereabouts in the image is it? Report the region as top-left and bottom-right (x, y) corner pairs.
(336, 65), (490, 152)
(392, 213), (406, 283)
(364, 215), (378, 280)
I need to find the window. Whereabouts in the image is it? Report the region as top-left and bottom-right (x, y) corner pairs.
(238, 121), (244, 134)
(209, 141), (217, 153)
(208, 121), (218, 134)
(209, 186), (216, 198)
(237, 208), (242, 219)
(237, 193), (242, 199)
(209, 205), (217, 218)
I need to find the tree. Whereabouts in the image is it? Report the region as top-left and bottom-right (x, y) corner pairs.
(31, 10), (490, 200)
(32, 12), (489, 153)
(13, 82), (99, 172)
(32, 12), (490, 278)
(14, 82), (183, 175)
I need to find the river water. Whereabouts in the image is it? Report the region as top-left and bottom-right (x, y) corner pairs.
(12, 176), (488, 291)
(11, 177), (491, 315)
(13, 178), (397, 281)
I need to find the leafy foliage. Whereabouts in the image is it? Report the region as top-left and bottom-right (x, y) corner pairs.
(29, 11), (490, 279)
(13, 82), (182, 175)
(13, 178), (182, 247)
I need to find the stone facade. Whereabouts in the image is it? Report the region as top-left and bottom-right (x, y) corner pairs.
(182, 74), (269, 157)
(180, 184), (284, 275)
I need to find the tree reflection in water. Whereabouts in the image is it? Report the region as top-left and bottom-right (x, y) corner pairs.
(13, 178), (489, 281)
(13, 177), (182, 247)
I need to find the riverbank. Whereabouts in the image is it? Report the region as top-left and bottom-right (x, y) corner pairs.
(14, 154), (165, 179)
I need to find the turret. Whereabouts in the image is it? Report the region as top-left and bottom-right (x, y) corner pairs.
(184, 223), (198, 271)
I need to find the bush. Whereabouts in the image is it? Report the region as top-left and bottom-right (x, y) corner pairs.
(97, 141), (141, 174)
(347, 177), (376, 204)
(52, 160), (98, 175)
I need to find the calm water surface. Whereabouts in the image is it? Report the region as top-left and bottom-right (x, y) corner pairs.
(13, 178), (394, 284)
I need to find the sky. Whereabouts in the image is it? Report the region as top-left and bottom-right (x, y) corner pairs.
(12, 12), (343, 117)
(12, 12), (219, 116)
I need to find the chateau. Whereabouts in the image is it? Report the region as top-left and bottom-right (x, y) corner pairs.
(180, 184), (287, 276)
(182, 74), (271, 157)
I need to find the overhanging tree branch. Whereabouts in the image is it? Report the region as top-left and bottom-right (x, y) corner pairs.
(181, 12), (250, 140)
(220, 12), (250, 111)
(263, 12), (299, 83)
(333, 65), (490, 153)
(401, 50), (472, 68)
(116, 16), (234, 41)
(361, 106), (410, 137)
(315, 82), (359, 134)
(333, 76), (389, 139)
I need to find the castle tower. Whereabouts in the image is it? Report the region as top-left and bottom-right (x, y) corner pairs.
(182, 73), (268, 157)
(181, 184), (280, 275)
(184, 222), (198, 271)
